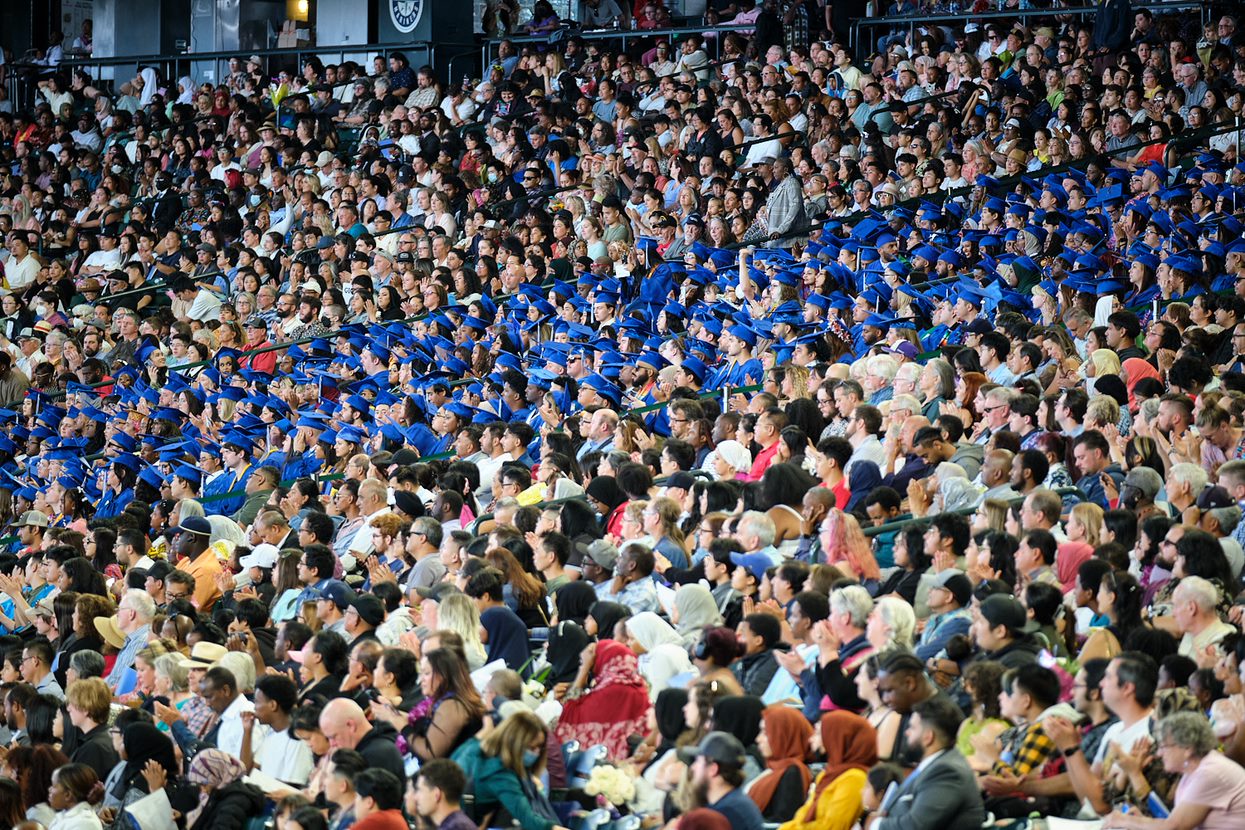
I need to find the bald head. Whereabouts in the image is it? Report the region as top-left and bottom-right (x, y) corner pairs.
(982, 449), (1014, 488)
(320, 697), (369, 749)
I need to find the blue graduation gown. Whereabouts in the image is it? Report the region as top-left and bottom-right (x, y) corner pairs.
(204, 463), (254, 516)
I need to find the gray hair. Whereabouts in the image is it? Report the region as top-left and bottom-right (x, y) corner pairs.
(738, 510), (776, 548)
(874, 596), (915, 649)
(924, 358), (955, 399)
(121, 589), (156, 621)
(1169, 463), (1209, 494)
(69, 649), (105, 679)
(1173, 575), (1220, 613)
(894, 363), (921, 388)
(1207, 505), (1242, 534)
(154, 652), (189, 691)
(984, 386), (1018, 406)
(1138, 397), (1161, 426)
(1157, 711), (1216, 756)
(830, 585), (874, 628)
(219, 651), (256, 694)
(866, 354), (898, 383)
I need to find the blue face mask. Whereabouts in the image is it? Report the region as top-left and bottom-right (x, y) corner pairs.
(523, 749), (541, 768)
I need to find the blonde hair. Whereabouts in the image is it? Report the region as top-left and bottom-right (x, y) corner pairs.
(480, 709), (547, 777)
(1070, 502), (1104, 547)
(437, 593), (487, 668)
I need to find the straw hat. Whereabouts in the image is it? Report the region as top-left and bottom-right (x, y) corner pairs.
(94, 615), (126, 650)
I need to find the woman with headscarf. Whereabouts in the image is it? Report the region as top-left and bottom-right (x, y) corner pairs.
(554, 639), (652, 760)
(621, 612), (694, 699)
(777, 711), (877, 830)
(932, 463), (986, 514)
(184, 749), (264, 830)
(554, 582), (597, 627)
(1123, 357), (1162, 413)
(843, 461), (883, 515)
(747, 705), (814, 822)
(481, 600), (532, 677)
(103, 722), (185, 824)
(137, 67), (158, 108)
(631, 687), (690, 814)
(544, 621), (590, 689)
(672, 584), (723, 649)
(710, 695), (766, 781)
(1081, 347), (1121, 396)
(585, 476), (629, 539)
(585, 601), (630, 641)
(175, 77), (195, 105)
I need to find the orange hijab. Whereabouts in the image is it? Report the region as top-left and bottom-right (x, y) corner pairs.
(749, 705), (813, 813)
(806, 711), (878, 821)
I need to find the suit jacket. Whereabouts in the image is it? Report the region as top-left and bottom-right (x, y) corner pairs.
(877, 748), (984, 830)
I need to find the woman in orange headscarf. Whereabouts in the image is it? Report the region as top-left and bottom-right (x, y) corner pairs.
(748, 705), (814, 822)
(778, 711), (877, 830)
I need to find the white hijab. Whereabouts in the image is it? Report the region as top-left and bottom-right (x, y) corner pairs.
(138, 68), (158, 107)
(176, 76), (195, 105)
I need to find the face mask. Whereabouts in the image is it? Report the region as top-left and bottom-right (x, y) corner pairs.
(111, 164), (123, 174)
(486, 170), (498, 183)
(522, 749), (541, 768)
(34, 304), (48, 318)
(249, 194), (261, 207)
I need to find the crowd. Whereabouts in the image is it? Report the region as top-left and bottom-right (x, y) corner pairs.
(1, 1), (1245, 829)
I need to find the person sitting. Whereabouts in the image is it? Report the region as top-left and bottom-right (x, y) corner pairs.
(554, 639), (652, 760)
(350, 768), (407, 830)
(1102, 711), (1245, 829)
(408, 758), (477, 830)
(677, 731), (764, 830)
(777, 711), (877, 830)
(872, 696), (985, 830)
(453, 709), (570, 830)
(748, 705), (813, 822)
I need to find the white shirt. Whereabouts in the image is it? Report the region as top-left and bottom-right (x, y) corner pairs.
(217, 692), (267, 758)
(81, 248), (122, 273)
(48, 802), (101, 830)
(1094, 713), (1153, 765)
(186, 289), (223, 322)
(349, 506), (393, 555)
(4, 253), (40, 290)
(257, 726), (315, 786)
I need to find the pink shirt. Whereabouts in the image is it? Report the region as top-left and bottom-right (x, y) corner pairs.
(1175, 751), (1245, 830)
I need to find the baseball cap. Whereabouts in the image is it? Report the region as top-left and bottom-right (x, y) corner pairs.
(173, 516), (213, 537)
(350, 594), (386, 627)
(1197, 485), (1235, 511)
(415, 582), (460, 601)
(315, 579), (356, 610)
(677, 731), (747, 767)
(584, 539), (619, 571)
(239, 543), (280, 571)
(730, 552), (772, 585)
(13, 510), (49, 528)
(665, 471), (695, 491)
(978, 594), (1038, 635)
(930, 569), (972, 607)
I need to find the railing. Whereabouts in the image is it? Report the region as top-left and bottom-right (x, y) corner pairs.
(480, 23), (751, 74)
(26, 39), (476, 102)
(852, 1), (1207, 58)
(862, 487), (1087, 538)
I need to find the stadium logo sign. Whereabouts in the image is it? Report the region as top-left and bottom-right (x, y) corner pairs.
(390, 0), (424, 32)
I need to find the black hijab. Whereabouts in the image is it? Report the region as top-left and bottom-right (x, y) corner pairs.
(116, 722), (177, 797)
(585, 476), (627, 512)
(712, 695), (765, 748)
(654, 688), (689, 757)
(555, 582), (597, 626)
(588, 601), (631, 641)
(545, 620), (590, 687)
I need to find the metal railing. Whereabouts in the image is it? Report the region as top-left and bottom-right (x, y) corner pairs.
(480, 23), (751, 74)
(862, 486), (1087, 538)
(36, 39), (475, 100)
(852, 1), (1207, 58)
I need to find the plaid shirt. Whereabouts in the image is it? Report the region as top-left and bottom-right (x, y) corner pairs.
(993, 722), (1058, 778)
(181, 695), (218, 739)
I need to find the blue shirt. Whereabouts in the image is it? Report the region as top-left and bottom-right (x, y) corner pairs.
(708, 786), (764, 830)
(106, 624), (150, 690)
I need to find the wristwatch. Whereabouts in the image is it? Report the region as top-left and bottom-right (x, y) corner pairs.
(1062, 745), (1082, 758)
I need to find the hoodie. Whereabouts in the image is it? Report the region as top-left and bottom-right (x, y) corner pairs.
(355, 720), (405, 781)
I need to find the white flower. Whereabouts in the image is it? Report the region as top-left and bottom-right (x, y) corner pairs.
(583, 764), (636, 806)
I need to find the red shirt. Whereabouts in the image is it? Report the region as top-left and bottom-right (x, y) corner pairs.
(351, 810), (409, 830)
(747, 441), (781, 481)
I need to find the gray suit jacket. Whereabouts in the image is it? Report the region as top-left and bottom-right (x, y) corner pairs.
(876, 748), (985, 830)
